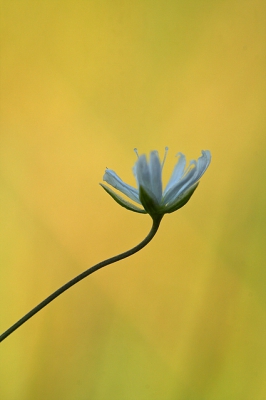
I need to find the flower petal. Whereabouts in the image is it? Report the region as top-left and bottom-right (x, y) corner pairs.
(163, 153), (186, 196)
(135, 155), (150, 188)
(163, 150), (211, 206)
(135, 155), (158, 204)
(149, 151), (163, 203)
(162, 163), (196, 205)
(103, 169), (141, 204)
(190, 150), (211, 182)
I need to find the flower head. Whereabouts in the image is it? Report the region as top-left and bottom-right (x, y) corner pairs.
(100, 148), (211, 220)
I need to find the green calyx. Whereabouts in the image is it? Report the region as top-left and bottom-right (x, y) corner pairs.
(164, 183), (199, 214)
(100, 184), (146, 214)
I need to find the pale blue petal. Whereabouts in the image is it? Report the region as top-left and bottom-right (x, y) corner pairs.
(136, 155), (151, 192)
(163, 150), (211, 206)
(136, 155), (159, 205)
(191, 150), (211, 182)
(163, 164), (196, 205)
(149, 151), (163, 203)
(103, 169), (141, 204)
(163, 153), (186, 196)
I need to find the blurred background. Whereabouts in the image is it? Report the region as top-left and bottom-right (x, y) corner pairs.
(0, 1), (265, 399)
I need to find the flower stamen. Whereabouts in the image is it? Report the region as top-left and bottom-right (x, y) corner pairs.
(134, 148), (139, 158)
(161, 146), (169, 169)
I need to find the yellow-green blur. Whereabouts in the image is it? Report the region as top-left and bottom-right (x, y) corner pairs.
(0, 1), (265, 399)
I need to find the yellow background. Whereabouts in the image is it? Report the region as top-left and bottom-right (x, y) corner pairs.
(1, 1), (265, 399)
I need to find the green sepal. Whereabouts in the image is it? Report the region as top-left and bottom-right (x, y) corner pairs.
(100, 184), (147, 214)
(164, 183), (199, 214)
(139, 185), (161, 217)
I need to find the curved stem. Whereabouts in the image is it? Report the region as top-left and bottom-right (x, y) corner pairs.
(0, 217), (162, 343)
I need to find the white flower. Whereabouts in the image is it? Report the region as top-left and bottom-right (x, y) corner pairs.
(100, 148), (211, 219)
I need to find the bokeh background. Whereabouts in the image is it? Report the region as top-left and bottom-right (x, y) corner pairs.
(1, 1), (265, 399)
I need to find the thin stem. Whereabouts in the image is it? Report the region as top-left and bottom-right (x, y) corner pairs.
(0, 217), (162, 343)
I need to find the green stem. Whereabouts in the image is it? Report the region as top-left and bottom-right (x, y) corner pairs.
(0, 217), (162, 343)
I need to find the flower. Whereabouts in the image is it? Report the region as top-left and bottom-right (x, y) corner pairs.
(100, 148), (211, 219)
